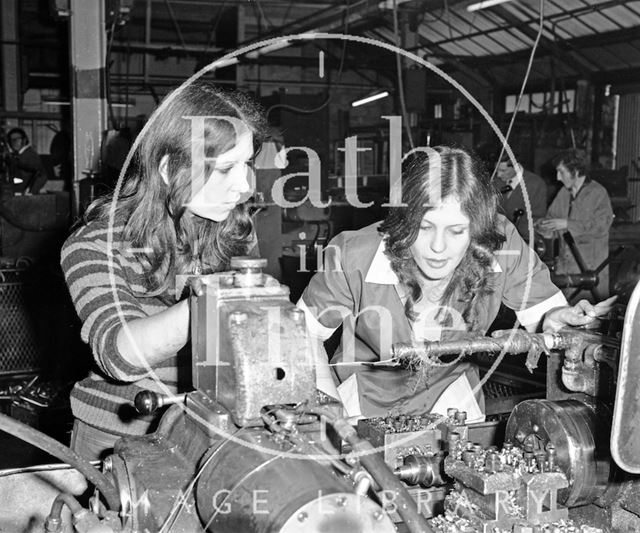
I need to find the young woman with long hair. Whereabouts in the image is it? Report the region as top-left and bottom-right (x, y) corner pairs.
(298, 146), (614, 420)
(61, 81), (268, 459)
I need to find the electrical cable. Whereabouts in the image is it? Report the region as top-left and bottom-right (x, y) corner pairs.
(203, 1), (226, 54)
(265, 0), (350, 119)
(281, 0), (295, 28)
(0, 412), (120, 511)
(254, 0), (275, 30)
(338, 0), (350, 83)
(202, 454), (284, 531)
(490, 0), (546, 182)
(550, 20), (577, 147)
(125, 35), (131, 125)
(105, 13), (118, 131)
(266, 96), (332, 120)
(163, 0), (188, 51)
(392, 0), (415, 150)
(444, 0), (454, 40)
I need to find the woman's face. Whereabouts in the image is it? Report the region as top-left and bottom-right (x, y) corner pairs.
(187, 131), (254, 221)
(410, 197), (471, 281)
(556, 162), (579, 190)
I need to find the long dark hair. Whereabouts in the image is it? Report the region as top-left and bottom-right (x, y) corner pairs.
(85, 81), (268, 296)
(379, 146), (505, 330)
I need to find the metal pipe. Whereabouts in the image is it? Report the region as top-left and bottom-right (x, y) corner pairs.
(144, 0), (152, 85)
(392, 331), (562, 362)
(0, 412), (120, 510)
(45, 493), (84, 532)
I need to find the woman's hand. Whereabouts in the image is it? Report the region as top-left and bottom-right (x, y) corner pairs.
(537, 218), (568, 233)
(542, 295), (618, 332)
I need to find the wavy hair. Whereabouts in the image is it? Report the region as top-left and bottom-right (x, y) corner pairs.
(378, 146), (505, 330)
(85, 81), (268, 297)
(552, 148), (589, 177)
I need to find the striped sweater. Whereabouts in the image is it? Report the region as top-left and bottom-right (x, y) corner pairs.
(61, 219), (192, 436)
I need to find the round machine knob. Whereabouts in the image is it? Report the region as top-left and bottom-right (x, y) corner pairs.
(134, 390), (185, 415)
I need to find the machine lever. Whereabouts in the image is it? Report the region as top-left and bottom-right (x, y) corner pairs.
(134, 390), (186, 415)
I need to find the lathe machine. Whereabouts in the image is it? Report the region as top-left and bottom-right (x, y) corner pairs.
(1, 257), (640, 533)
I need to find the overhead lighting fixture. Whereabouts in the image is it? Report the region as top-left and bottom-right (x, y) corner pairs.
(42, 97), (70, 106)
(246, 40), (291, 59)
(351, 91), (390, 107)
(42, 96), (135, 108)
(467, 0), (514, 12)
(111, 97), (136, 108)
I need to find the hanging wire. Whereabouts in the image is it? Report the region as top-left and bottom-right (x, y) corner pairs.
(158, 425), (245, 533)
(203, 1), (227, 54)
(202, 453), (286, 530)
(105, 13), (119, 130)
(444, 0), (454, 40)
(490, 0), (546, 182)
(392, 0), (415, 150)
(266, 96), (332, 119)
(265, 0), (350, 120)
(163, 0), (188, 52)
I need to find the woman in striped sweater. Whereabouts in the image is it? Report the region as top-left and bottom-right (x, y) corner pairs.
(61, 81), (267, 460)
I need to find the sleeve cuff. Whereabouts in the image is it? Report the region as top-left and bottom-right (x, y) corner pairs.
(100, 323), (152, 381)
(516, 291), (568, 331)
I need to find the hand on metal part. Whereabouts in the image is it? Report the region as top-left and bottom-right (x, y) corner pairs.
(542, 295), (618, 332)
(189, 276), (210, 297)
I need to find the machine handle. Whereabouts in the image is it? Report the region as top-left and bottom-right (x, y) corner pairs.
(392, 331), (561, 362)
(134, 390), (186, 415)
(562, 232), (590, 274)
(566, 245), (625, 303)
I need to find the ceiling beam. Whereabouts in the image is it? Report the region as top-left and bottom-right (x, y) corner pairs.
(456, 25), (640, 74)
(416, 35), (493, 87)
(490, 4), (594, 77)
(563, 26), (640, 51)
(427, 0), (630, 48)
(376, 19), (493, 87)
(593, 66), (640, 85)
(235, 0), (376, 46)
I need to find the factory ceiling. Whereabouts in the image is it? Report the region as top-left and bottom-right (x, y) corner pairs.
(17, 0), (640, 93)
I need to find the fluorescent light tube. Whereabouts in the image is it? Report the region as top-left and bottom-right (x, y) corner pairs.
(467, 0), (513, 12)
(351, 91), (390, 107)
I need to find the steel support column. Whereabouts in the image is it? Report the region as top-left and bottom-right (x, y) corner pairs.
(69, 0), (108, 217)
(1, 0), (20, 127)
